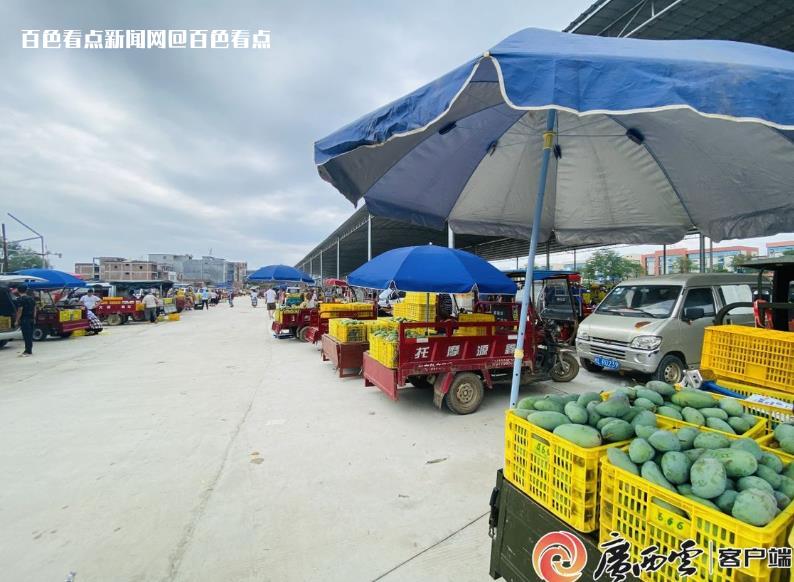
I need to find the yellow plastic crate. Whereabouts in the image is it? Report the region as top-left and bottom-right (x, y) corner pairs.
(703, 379), (794, 434)
(167, 313), (180, 321)
(600, 449), (794, 581)
(504, 411), (680, 533)
(0, 315), (11, 331)
(369, 334), (398, 368)
(702, 325), (794, 393)
(404, 292), (436, 305)
(329, 319), (367, 343)
(392, 302), (434, 322)
(456, 313), (495, 336)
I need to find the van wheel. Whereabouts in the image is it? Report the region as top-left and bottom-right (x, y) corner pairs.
(0, 340), (7, 348)
(32, 327), (47, 341)
(654, 354), (685, 384)
(581, 358), (603, 373)
(445, 373), (484, 415)
(297, 327), (309, 342)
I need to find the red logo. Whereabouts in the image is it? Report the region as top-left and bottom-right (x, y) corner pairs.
(532, 531), (588, 582)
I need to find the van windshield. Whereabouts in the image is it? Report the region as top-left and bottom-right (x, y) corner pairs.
(596, 285), (682, 319)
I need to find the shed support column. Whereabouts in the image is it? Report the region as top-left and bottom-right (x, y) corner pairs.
(699, 233), (706, 273)
(448, 225), (455, 249)
(573, 248), (577, 271)
(336, 237), (340, 279)
(545, 241), (550, 269)
(367, 214), (372, 261)
(709, 239), (713, 272)
(662, 245), (667, 275)
(320, 251), (323, 280)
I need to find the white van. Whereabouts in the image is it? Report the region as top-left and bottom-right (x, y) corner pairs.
(576, 273), (756, 383)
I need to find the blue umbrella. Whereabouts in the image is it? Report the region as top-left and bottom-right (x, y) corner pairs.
(348, 245), (516, 294)
(314, 28), (794, 407)
(247, 264), (314, 284)
(13, 268), (85, 289)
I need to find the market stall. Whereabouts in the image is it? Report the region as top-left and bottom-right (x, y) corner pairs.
(313, 27), (794, 581)
(332, 245), (578, 414)
(247, 265), (317, 339)
(13, 269), (93, 339)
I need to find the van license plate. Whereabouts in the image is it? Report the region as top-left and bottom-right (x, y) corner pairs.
(594, 356), (620, 370)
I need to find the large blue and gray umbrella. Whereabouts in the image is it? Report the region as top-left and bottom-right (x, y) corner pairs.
(314, 28), (794, 406)
(347, 245), (516, 294)
(247, 264), (315, 284)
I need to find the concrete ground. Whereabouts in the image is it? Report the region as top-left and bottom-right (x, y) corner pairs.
(0, 300), (632, 582)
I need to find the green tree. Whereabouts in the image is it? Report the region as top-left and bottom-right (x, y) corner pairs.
(731, 252), (755, 273)
(711, 264), (728, 273)
(782, 250), (794, 257)
(582, 250), (644, 284)
(672, 256), (695, 274)
(0, 238), (44, 271)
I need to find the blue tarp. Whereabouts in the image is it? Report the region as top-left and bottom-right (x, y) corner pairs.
(314, 28), (794, 245)
(348, 246), (517, 294)
(12, 268), (85, 290)
(247, 265), (314, 284)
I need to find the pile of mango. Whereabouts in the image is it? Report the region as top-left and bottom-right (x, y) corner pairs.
(513, 382), (759, 450)
(608, 426), (794, 527)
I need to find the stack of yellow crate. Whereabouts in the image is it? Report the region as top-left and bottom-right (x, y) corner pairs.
(456, 313), (495, 336)
(0, 315), (11, 331)
(393, 302), (434, 322)
(369, 332), (398, 368)
(404, 292), (436, 305)
(329, 318), (368, 343)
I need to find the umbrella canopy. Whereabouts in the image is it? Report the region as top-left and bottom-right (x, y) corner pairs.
(247, 265), (314, 284)
(12, 268), (85, 289)
(314, 28), (794, 407)
(315, 28), (794, 245)
(348, 246), (517, 294)
(324, 278), (348, 287)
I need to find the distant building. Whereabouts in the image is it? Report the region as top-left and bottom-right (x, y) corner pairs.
(74, 257), (165, 281)
(767, 241), (794, 257)
(641, 245), (759, 275)
(77, 254), (248, 286)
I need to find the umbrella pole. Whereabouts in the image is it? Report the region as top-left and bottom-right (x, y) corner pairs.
(509, 109), (557, 408)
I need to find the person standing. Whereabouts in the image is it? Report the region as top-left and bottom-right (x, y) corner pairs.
(250, 289), (258, 308)
(201, 288), (210, 310)
(14, 284), (36, 356)
(229, 290), (235, 308)
(80, 288), (102, 313)
(265, 287), (277, 319)
(142, 289), (159, 323)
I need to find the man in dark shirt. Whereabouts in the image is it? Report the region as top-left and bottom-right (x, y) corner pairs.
(14, 284), (37, 356)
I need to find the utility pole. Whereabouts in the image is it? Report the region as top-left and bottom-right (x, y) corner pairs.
(7, 213), (46, 268)
(1, 223), (8, 273)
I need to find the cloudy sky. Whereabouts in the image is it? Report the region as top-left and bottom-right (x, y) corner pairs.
(0, 0), (597, 271)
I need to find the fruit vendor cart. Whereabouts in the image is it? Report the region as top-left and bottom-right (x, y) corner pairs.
(271, 306), (315, 339)
(10, 270), (93, 340)
(321, 334), (369, 378)
(303, 302), (378, 343)
(362, 316), (577, 414)
(33, 303), (90, 340)
(94, 296), (141, 326)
